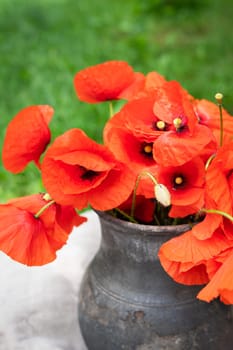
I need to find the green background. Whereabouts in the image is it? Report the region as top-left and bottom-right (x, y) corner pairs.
(0, 0), (232, 200)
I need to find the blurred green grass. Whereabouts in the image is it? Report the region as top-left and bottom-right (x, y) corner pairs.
(0, 0), (233, 200)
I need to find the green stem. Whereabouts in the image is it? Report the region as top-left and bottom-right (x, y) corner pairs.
(130, 174), (142, 218)
(218, 102), (223, 147)
(144, 171), (158, 185)
(205, 153), (216, 170)
(218, 103), (223, 147)
(201, 208), (233, 222)
(130, 171), (158, 219)
(114, 208), (139, 223)
(153, 212), (161, 225)
(109, 101), (114, 117)
(34, 200), (55, 218)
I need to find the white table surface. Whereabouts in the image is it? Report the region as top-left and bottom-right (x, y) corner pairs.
(0, 210), (101, 350)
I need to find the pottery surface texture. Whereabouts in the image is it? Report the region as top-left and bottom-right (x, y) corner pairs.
(79, 211), (233, 350)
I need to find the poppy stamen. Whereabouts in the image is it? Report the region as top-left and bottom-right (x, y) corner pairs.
(156, 120), (166, 130)
(173, 175), (185, 189)
(173, 117), (183, 129)
(144, 144), (153, 154)
(175, 176), (183, 185)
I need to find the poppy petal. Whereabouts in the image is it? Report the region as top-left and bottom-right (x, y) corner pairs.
(0, 205), (56, 265)
(195, 99), (233, 145)
(74, 60), (136, 103)
(192, 214), (222, 240)
(153, 81), (197, 133)
(153, 124), (215, 166)
(197, 250), (233, 304)
(158, 252), (209, 285)
(2, 105), (53, 173)
(159, 229), (231, 265)
(87, 163), (136, 210)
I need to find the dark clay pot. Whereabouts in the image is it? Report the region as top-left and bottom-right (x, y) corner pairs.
(78, 211), (233, 349)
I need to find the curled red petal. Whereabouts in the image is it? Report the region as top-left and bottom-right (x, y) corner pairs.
(192, 214), (222, 240)
(158, 228), (233, 285)
(2, 105), (53, 173)
(197, 249), (233, 304)
(159, 229), (231, 265)
(87, 162), (136, 211)
(159, 250), (209, 285)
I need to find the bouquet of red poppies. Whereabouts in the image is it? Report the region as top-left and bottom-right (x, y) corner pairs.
(1, 60), (233, 304)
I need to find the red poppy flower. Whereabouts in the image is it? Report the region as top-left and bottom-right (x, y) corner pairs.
(73, 60), (144, 103)
(146, 82), (217, 166)
(0, 194), (86, 266)
(194, 99), (233, 145)
(152, 81), (197, 133)
(104, 126), (156, 173)
(197, 248), (233, 304)
(105, 80), (216, 167)
(2, 105), (53, 173)
(113, 93), (170, 143)
(41, 128), (136, 210)
(157, 157), (205, 217)
(158, 228), (232, 285)
(109, 81), (196, 144)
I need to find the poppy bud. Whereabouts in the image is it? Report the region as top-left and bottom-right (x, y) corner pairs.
(154, 183), (171, 207)
(43, 193), (52, 201)
(215, 93), (223, 105)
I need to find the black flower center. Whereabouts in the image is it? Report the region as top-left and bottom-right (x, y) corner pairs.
(80, 167), (98, 181)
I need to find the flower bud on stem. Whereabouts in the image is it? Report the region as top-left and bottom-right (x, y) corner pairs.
(130, 171), (171, 223)
(215, 93), (224, 147)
